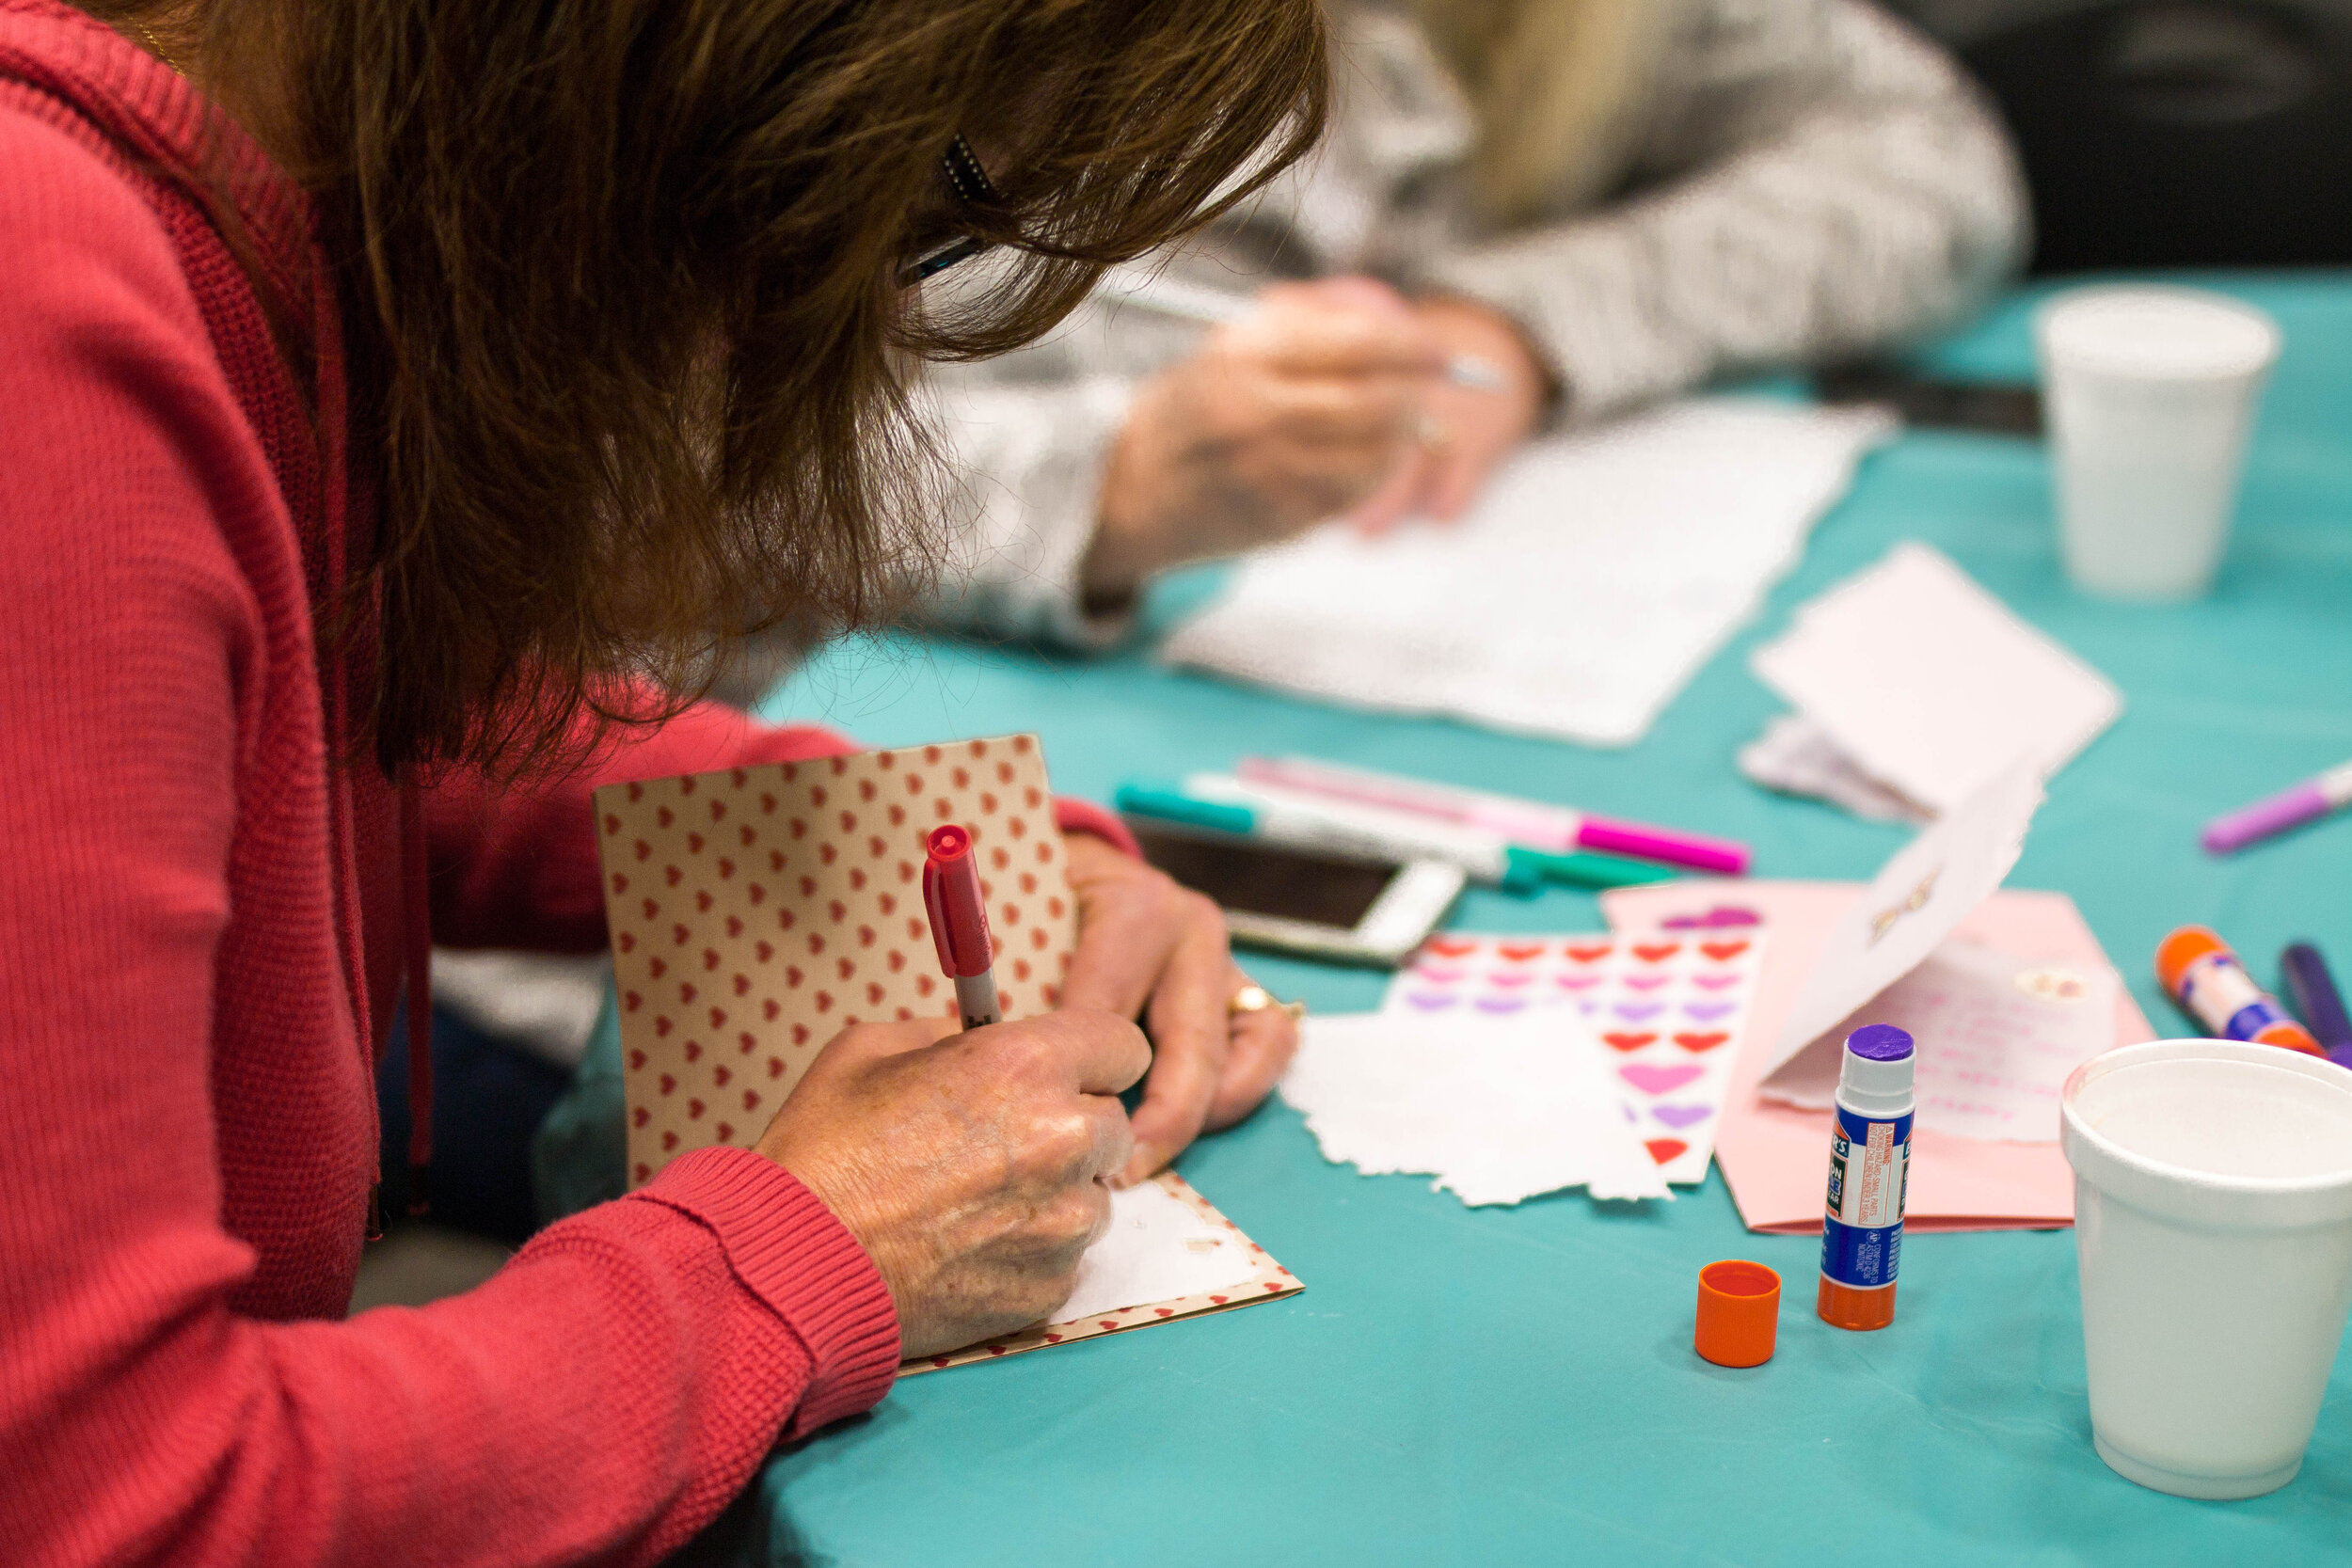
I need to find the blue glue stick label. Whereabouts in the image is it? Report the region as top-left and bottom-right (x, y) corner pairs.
(1820, 1105), (1911, 1291)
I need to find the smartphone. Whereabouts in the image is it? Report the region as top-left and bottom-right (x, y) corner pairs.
(1815, 361), (2043, 437)
(1125, 817), (1465, 968)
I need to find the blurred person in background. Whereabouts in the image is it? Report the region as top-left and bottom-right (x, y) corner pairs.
(920, 0), (2031, 647)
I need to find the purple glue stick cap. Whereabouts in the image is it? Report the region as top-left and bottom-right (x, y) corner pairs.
(1846, 1023), (1915, 1062)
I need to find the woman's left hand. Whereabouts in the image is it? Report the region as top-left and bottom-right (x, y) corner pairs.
(1058, 833), (1299, 1185)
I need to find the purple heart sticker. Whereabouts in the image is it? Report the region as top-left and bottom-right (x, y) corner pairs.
(1473, 996), (1529, 1015)
(1651, 1103), (1714, 1130)
(1403, 991), (1459, 1011)
(1613, 1001), (1666, 1022)
(1683, 1001), (1737, 1022)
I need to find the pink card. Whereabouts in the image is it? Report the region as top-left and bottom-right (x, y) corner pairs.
(1602, 880), (2154, 1233)
(1380, 932), (1766, 1183)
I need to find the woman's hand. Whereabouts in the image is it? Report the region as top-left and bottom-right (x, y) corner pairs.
(1058, 834), (1300, 1185)
(1354, 294), (1552, 534)
(757, 1009), (1151, 1359)
(1082, 278), (1440, 600)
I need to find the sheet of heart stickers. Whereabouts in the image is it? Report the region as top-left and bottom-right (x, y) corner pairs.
(1380, 931), (1769, 1184)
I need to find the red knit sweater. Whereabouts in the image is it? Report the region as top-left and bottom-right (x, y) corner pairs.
(0, 4), (1009, 1562)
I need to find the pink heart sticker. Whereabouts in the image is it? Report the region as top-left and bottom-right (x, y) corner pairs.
(1620, 1062), (1705, 1096)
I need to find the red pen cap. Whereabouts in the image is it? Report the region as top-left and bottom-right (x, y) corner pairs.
(921, 824), (993, 978)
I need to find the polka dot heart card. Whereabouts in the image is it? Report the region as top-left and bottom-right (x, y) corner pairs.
(595, 733), (1076, 1187)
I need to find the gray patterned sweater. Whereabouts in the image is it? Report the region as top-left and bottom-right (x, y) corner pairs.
(917, 0), (2028, 646)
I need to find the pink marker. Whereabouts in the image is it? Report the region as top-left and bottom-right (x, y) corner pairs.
(2202, 759), (2352, 855)
(1233, 756), (1749, 876)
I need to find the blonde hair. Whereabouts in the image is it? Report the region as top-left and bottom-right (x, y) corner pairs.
(1405, 0), (1667, 228)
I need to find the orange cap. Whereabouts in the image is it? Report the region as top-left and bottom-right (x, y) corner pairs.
(1694, 1260), (1781, 1368)
(2154, 925), (2227, 994)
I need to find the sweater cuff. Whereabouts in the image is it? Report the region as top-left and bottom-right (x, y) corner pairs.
(629, 1146), (900, 1435)
(1055, 798), (1139, 859)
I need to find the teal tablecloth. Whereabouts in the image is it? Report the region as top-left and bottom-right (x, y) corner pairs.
(641, 276), (2352, 1564)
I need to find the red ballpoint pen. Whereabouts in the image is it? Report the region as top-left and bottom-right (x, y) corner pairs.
(921, 824), (1002, 1029)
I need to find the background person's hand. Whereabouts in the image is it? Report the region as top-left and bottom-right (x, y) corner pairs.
(1058, 834), (1300, 1186)
(1082, 277), (1440, 602)
(756, 1009), (1150, 1358)
(1353, 294), (1552, 535)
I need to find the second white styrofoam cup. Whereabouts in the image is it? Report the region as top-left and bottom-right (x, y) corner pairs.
(2036, 287), (2280, 599)
(2060, 1038), (2352, 1498)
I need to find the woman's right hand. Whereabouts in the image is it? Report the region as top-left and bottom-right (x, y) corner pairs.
(755, 1010), (1151, 1358)
(1081, 278), (1440, 602)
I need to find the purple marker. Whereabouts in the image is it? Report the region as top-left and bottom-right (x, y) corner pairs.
(2202, 759), (2352, 854)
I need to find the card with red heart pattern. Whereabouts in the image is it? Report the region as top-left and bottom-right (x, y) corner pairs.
(1380, 931), (1768, 1184)
(595, 734), (1075, 1186)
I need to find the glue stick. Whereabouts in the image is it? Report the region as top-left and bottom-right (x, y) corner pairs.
(2154, 925), (2328, 1057)
(1819, 1024), (1914, 1332)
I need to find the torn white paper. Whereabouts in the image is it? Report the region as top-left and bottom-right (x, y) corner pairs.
(1767, 760), (2045, 1075)
(1749, 543), (2122, 815)
(1057, 1179), (1263, 1323)
(1163, 401), (1895, 748)
(1279, 1010), (1670, 1206)
(1738, 714), (1932, 825)
(1758, 938), (2122, 1143)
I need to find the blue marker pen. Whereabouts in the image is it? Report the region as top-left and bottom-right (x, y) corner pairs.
(1818, 1024), (1915, 1332)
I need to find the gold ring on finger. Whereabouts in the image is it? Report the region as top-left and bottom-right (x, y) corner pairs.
(1230, 983), (1306, 1022)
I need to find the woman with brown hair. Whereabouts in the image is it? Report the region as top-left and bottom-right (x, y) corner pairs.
(0, 0), (1324, 1561)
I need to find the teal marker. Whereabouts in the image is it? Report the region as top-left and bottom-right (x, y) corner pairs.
(1117, 780), (1673, 895)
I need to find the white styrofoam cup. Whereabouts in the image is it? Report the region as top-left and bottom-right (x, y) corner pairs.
(2060, 1038), (2352, 1498)
(2036, 287), (2280, 600)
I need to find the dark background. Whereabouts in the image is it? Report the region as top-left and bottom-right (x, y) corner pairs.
(1883, 0), (2352, 269)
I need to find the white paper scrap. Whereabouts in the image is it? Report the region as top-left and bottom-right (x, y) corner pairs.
(1738, 713), (1932, 825)
(1749, 543), (2122, 814)
(1766, 759), (2045, 1076)
(1057, 1179), (1263, 1323)
(1163, 401), (1895, 748)
(1279, 1010), (1671, 1206)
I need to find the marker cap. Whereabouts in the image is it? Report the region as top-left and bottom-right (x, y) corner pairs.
(922, 824), (994, 978)
(1694, 1260), (1781, 1368)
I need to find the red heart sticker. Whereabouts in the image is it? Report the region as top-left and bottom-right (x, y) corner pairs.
(1603, 1032), (1658, 1053)
(1497, 942), (1546, 962)
(1674, 1032), (1730, 1053)
(1566, 943), (1613, 963)
(1632, 942), (1680, 963)
(1701, 941), (1750, 961)
(1425, 936), (1478, 958)
(1644, 1138), (1689, 1165)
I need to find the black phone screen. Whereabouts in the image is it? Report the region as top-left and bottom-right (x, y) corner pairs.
(1127, 821), (1397, 929)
